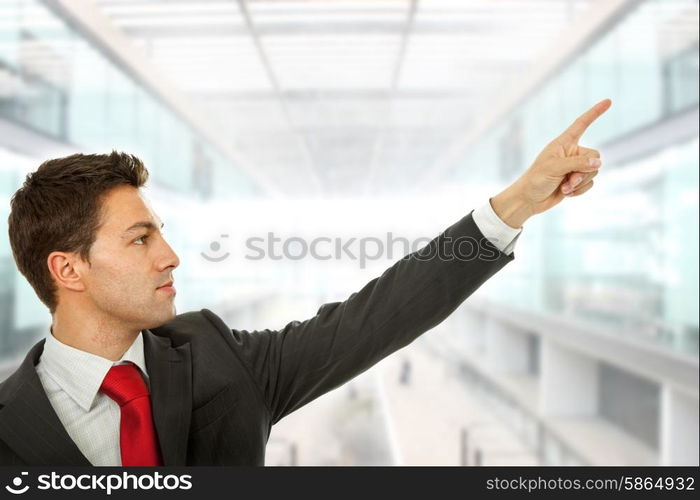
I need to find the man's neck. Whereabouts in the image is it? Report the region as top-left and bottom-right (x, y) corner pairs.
(50, 309), (141, 362)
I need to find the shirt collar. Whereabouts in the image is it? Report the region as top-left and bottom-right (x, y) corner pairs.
(39, 330), (149, 412)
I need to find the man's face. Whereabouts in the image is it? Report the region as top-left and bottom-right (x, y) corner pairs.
(77, 185), (180, 330)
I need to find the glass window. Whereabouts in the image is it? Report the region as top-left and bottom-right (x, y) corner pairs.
(105, 62), (137, 152)
(68, 41), (108, 149)
(616, 2), (664, 133)
(451, 0), (699, 355)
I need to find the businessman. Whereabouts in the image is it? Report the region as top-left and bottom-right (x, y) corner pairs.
(0, 100), (611, 465)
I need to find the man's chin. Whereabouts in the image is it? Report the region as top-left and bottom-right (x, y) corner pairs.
(141, 308), (177, 330)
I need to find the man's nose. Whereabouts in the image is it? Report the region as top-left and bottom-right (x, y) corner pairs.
(158, 238), (180, 271)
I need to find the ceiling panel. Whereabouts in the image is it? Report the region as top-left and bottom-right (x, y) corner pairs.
(92, 0), (595, 196)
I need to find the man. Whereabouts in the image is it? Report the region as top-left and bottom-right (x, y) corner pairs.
(0, 100), (611, 466)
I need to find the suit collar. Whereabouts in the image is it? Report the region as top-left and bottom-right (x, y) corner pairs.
(40, 331), (149, 413)
(0, 330), (192, 466)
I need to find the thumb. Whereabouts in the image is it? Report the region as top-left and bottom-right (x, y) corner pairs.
(547, 155), (601, 177)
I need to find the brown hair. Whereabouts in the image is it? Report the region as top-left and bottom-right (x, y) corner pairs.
(8, 151), (149, 313)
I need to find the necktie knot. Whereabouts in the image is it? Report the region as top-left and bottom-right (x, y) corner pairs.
(100, 363), (149, 406)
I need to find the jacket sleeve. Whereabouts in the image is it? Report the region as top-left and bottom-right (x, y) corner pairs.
(206, 210), (515, 424)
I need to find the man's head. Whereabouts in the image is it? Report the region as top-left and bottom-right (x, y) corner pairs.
(8, 151), (180, 329)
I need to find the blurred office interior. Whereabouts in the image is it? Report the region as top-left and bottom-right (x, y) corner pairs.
(0, 0), (698, 465)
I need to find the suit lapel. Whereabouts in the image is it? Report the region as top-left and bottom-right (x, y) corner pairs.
(142, 330), (192, 466)
(0, 340), (91, 465)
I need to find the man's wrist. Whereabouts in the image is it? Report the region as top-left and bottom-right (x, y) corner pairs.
(490, 183), (533, 229)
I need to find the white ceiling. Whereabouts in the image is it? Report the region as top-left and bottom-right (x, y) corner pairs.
(92, 0), (596, 197)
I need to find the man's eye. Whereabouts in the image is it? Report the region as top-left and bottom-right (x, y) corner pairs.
(134, 235), (149, 245)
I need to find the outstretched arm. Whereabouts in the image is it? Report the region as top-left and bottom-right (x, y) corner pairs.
(221, 100), (612, 425)
(224, 212), (513, 425)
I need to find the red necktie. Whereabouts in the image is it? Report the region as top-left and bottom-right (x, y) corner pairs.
(99, 362), (163, 466)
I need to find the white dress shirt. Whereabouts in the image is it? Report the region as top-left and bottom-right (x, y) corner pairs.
(35, 331), (149, 466)
(33, 201), (521, 466)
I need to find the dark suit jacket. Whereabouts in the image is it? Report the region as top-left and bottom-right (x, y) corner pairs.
(0, 211), (513, 465)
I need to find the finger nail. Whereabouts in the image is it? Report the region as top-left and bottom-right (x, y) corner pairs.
(589, 158), (601, 168)
(562, 185), (572, 194)
(572, 175), (582, 187)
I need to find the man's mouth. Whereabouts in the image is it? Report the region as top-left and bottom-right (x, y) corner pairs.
(157, 280), (176, 294)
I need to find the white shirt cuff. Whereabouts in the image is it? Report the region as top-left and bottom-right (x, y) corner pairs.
(472, 199), (523, 256)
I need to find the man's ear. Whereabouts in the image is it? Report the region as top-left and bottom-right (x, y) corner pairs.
(47, 251), (88, 293)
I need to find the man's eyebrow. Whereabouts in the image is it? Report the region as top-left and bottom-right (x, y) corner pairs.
(121, 221), (164, 237)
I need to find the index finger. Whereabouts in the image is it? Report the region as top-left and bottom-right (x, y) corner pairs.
(559, 99), (612, 143)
